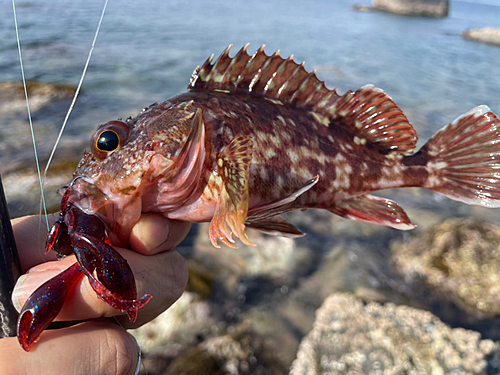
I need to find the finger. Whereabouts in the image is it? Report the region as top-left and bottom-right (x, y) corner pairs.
(12, 246), (188, 327)
(129, 213), (192, 255)
(11, 214), (59, 271)
(0, 321), (139, 375)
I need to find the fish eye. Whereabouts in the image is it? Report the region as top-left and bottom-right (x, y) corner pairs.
(90, 120), (129, 159)
(97, 130), (120, 151)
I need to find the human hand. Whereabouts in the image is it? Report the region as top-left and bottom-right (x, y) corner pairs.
(0, 213), (191, 375)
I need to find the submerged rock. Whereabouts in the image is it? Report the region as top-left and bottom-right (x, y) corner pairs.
(131, 292), (220, 357)
(4, 162), (78, 216)
(372, 0), (449, 18)
(290, 293), (500, 375)
(0, 81), (75, 115)
(392, 219), (500, 325)
(352, 4), (375, 12)
(132, 292), (291, 374)
(165, 328), (288, 375)
(463, 28), (500, 46)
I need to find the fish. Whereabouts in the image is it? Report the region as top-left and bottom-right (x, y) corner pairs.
(17, 43), (500, 350)
(68, 43), (500, 250)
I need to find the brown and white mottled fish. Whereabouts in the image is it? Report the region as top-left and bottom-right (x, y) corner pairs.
(70, 44), (500, 248)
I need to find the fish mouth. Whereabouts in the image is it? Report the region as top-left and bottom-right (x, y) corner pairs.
(59, 176), (109, 216)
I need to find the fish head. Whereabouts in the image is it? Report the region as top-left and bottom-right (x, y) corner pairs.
(65, 118), (155, 245)
(66, 100), (205, 246)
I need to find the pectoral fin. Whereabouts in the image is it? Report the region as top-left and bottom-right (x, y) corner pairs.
(329, 194), (416, 230)
(209, 135), (253, 248)
(209, 135), (254, 248)
(246, 175), (319, 221)
(242, 176), (318, 239)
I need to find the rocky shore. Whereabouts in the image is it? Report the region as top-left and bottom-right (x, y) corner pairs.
(290, 294), (500, 375)
(463, 28), (500, 47)
(0, 81), (84, 216)
(370, 0), (449, 17)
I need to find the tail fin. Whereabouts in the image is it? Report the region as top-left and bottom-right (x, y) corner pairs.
(421, 105), (500, 207)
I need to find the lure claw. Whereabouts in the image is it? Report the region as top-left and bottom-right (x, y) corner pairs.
(17, 263), (83, 351)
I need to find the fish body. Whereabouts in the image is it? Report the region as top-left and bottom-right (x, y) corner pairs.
(72, 45), (500, 248)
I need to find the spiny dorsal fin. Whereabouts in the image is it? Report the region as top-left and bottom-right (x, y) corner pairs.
(188, 44), (341, 114)
(189, 45), (418, 155)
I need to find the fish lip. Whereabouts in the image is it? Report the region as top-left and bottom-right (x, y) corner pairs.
(59, 176), (110, 216)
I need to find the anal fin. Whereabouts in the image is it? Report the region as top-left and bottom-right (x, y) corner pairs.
(209, 135), (254, 248)
(328, 194), (415, 230)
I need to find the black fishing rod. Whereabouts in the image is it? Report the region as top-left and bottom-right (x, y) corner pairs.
(0, 175), (22, 338)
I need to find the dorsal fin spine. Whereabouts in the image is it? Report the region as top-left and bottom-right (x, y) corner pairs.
(256, 52), (278, 92)
(291, 71), (317, 104)
(276, 57), (297, 96)
(255, 51), (284, 94)
(306, 80), (327, 107)
(222, 44), (250, 87)
(238, 46), (267, 91)
(265, 54), (293, 95)
(315, 89), (338, 111)
(277, 62), (308, 99)
(211, 45), (232, 88)
(199, 54), (214, 81)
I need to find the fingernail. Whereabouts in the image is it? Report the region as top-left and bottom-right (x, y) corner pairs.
(12, 270), (62, 312)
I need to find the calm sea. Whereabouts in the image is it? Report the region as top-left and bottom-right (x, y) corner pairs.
(1, 0), (500, 207)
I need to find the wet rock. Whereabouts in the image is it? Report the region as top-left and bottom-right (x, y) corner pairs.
(190, 221), (316, 295)
(463, 28), (500, 47)
(0, 80), (84, 217)
(163, 347), (226, 375)
(132, 293), (290, 375)
(163, 328), (288, 375)
(352, 4), (375, 12)
(185, 262), (216, 299)
(0, 81), (75, 115)
(240, 307), (304, 368)
(4, 162), (77, 217)
(290, 293), (500, 375)
(372, 0), (449, 18)
(131, 292), (221, 357)
(391, 219), (500, 336)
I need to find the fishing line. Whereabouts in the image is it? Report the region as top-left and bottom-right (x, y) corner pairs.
(11, 0), (49, 231)
(113, 317), (148, 375)
(43, 0), (109, 191)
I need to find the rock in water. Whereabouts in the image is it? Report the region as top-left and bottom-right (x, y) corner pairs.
(352, 4), (375, 12)
(0, 81), (76, 115)
(372, 0), (449, 17)
(463, 28), (500, 46)
(290, 293), (500, 375)
(391, 219), (500, 329)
